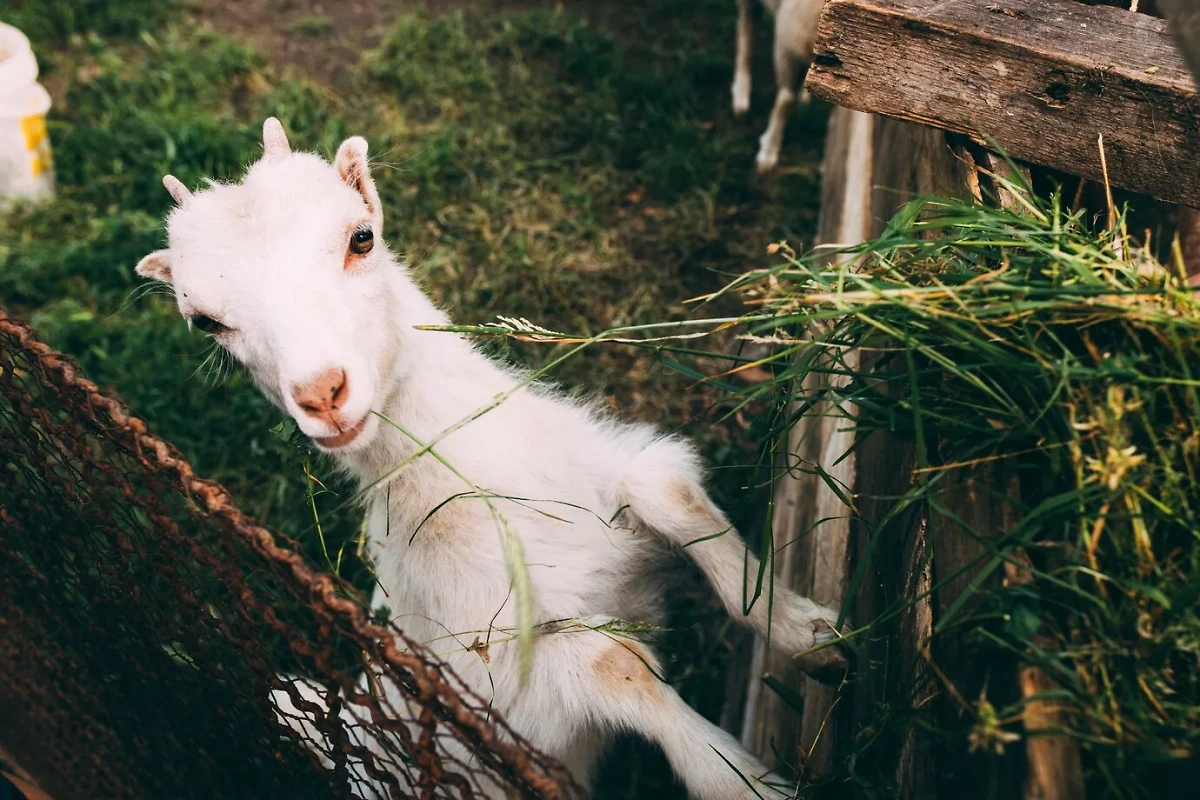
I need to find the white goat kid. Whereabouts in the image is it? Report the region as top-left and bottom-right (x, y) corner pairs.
(732, 0), (827, 173)
(135, 118), (844, 798)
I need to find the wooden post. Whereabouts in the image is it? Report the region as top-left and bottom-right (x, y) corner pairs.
(739, 108), (981, 789)
(741, 119), (1088, 800)
(738, 109), (873, 778)
(737, 0), (1200, 796)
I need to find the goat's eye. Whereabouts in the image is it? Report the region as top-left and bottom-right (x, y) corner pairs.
(190, 314), (228, 335)
(349, 227), (374, 255)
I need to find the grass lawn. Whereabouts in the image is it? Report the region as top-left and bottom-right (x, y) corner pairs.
(0, 0), (829, 795)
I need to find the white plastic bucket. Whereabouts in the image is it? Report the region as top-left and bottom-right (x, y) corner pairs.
(0, 22), (54, 203)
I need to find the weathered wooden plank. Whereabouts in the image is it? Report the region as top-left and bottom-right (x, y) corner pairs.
(740, 111), (975, 786)
(790, 109), (872, 780)
(866, 118), (976, 798)
(981, 151), (1034, 213)
(1177, 206), (1200, 284)
(739, 108), (876, 779)
(928, 464), (1025, 798)
(806, 0), (1200, 207)
(1004, 547), (1086, 800)
(737, 391), (819, 769)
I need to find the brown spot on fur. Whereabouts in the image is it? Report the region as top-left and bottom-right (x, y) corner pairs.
(670, 480), (730, 537)
(594, 640), (660, 696)
(670, 480), (706, 516)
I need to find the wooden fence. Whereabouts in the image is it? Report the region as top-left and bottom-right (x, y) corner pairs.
(730, 2), (1200, 797)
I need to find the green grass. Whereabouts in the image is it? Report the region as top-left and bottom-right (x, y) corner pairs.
(785, 193), (1200, 798)
(0, 0), (185, 47)
(288, 15), (333, 38)
(0, 2), (827, 796)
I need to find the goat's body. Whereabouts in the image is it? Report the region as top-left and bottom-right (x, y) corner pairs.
(143, 119), (843, 799)
(299, 273), (840, 797)
(734, 0), (827, 172)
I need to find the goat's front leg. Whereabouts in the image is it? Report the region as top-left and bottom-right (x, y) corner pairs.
(620, 439), (847, 671)
(676, 508), (846, 671)
(732, 0), (755, 115)
(525, 618), (790, 800)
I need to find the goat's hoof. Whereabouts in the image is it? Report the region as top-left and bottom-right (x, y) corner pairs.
(732, 79), (751, 115)
(795, 645), (849, 685)
(793, 619), (850, 682)
(755, 150), (779, 174)
(813, 623), (841, 647)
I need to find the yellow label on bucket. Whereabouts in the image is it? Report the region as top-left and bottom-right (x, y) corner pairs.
(20, 114), (52, 178)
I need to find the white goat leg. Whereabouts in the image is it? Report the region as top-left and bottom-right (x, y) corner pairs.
(620, 438), (844, 664)
(271, 676), (396, 800)
(755, 44), (799, 173)
(752, 0), (826, 172)
(529, 617), (790, 800)
(732, 0), (754, 115)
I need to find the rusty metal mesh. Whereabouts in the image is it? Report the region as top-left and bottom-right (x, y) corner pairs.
(0, 309), (578, 800)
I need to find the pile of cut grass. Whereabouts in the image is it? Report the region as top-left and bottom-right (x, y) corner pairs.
(782, 196), (1195, 796)
(699, 188), (1200, 797)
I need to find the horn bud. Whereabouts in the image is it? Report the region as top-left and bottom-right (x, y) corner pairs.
(162, 174), (192, 206)
(262, 117), (291, 158)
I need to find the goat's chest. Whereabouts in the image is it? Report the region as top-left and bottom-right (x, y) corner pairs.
(363, 476), (656, 651)
(364, 491), (511, 648)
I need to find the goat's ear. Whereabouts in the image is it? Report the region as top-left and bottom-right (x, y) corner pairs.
(135, 250), (173, 283)
(334, 136), (382, 218)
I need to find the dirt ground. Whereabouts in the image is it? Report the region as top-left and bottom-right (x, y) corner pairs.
(194, 0), (397, 81)
(195, 0), (609, 83)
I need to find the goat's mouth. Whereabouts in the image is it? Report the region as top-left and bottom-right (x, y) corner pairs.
(313, 415), (369, 450)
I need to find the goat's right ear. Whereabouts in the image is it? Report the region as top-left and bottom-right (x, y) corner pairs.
(334, 136), (382, 219)
(135, 250), (173, 283)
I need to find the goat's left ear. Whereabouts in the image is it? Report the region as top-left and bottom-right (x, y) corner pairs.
(135, 250), (173, 283)
(334, 136), (382, 220)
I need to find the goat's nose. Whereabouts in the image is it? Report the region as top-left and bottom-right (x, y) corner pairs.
(291, 367), (349, 420)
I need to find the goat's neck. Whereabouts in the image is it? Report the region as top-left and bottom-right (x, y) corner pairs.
(337, 266), (512, 488)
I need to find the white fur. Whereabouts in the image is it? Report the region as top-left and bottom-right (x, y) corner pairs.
(732, 0), (827, 173)
(138, 119), (844, 798)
